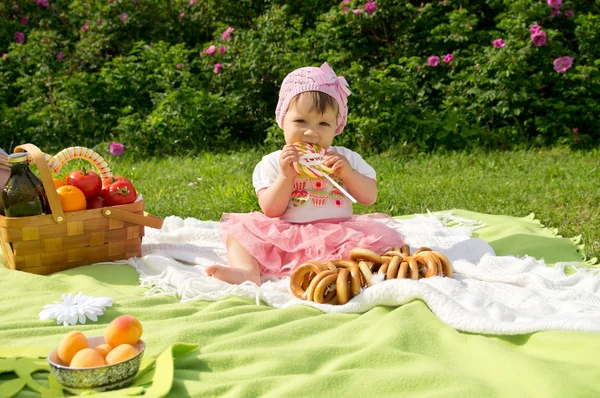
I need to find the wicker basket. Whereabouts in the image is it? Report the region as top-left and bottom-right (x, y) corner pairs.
(0, 143), (163, 275)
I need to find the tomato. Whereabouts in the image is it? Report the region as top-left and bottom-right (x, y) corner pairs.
(86, 196), (105, 209)
(67, 168), (102, 199)
(100, 176), (136, 199)
(104, 181), (137, 206)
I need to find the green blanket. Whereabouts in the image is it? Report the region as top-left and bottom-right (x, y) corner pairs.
(1, 210), (599, 397)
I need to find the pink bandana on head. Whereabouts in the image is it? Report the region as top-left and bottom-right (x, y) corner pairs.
(275, 62), (351, 135)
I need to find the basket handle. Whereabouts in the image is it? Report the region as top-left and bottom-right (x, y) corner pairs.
(102, 208), (164, 229)
(14, 143), (65, 223)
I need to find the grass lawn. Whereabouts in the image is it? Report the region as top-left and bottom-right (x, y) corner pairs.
(104, 147), (599, 261)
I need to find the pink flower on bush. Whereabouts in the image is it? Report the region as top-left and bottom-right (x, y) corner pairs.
(222, 27), (235, 41)
(213, 63), (223, 74)
(553, 56), (574, 73)
(20, 17), (28, 25)
(203, 45), (216, 55)
(427, 55), (440, 67)
(56, 51), (64, 60)
(80, 21), (89, 33)
(2, 54), (8, 62)
(35, 0), (49, 7)
(219, 46), (226, 54)
(176, 63), (183, 69)
(341, 0), (351, 3)
(475, 64), (480, 70)
(547, 0), (562, 9)
(443, 53), (453, 63)
(131, 0), (137, 3)
(179, 12), (185, 22)
(529, 25), (541, 34)
(493, 38), (505, 48)
(98, 19), (103, 25)
(15, 32), (25, 44)
(343, 6), (349, 13)
(572, 128), (579, 134)
(531, 31), (546, 46)
(564, 9), (574, 18)
(109, 142), (125, 156)
(551, 9), (561, 17)
(352, 9), (364, 14)
(365, 1), (377, 14)
(120, 13), (128, 23)
(190, 0), (196, 5)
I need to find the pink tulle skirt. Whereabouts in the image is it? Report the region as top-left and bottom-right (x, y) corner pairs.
(219, 212), (405, 277)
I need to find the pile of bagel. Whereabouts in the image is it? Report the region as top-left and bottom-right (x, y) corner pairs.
(290, 245), (452, 305)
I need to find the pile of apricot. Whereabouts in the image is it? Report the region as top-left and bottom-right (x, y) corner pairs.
(56, 315), (143, 368)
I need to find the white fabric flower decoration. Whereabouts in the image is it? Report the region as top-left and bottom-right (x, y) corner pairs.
(39, 292), (113, 326)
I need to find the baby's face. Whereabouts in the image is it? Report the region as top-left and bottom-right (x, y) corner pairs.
(282, 95), (338, 149)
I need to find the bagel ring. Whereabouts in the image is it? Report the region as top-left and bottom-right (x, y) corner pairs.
(336, 268), (351, 305)
(431, 251), (453, 278)
(415, 255), (438, 278)
(313, 273), (338, 304)
(350, 248), (383, 264)
(358, 261), (374, 286)
(405, 257), (420, 280)
(386, 256), (401, 280)
(305, 270), (337, 302)
(290, 262), (324, 299)
(416, 251), (443, 276)
(400, 244), (410, 256)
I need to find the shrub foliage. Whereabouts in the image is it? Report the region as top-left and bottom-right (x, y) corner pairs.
(1, 0), (598, 154)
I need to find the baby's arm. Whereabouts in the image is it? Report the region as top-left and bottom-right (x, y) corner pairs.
(338, 170), (377, 206)
(257, 145), (299, 218)
(324, 151), (378, 206)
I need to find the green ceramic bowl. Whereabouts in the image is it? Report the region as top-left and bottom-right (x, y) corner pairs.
(47, 336), (145, 392)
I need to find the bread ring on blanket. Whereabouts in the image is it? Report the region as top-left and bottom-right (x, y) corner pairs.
(323, 261), (338, 272)
(431, 251), (453, 278)
(306, 270), (337, 302)
(336, 268), (351, 305)
(416, 251), (442, 276)
(348, 264), (363, 296)
(358, 261), (374, 286)
(414, 247), (432, 256)
(397, 261), (409, 279)
(405, 257), (420, 280)
(330, 259), (359, 268)
(350, 248), (383, 264)
(415, 254), (438, 278)
(378, 261), (390, 276)
(385, 256), (401, 279)
(401, 244), (410, 256)
(382, 250), (405, 258)
(290, 262), (324, 299)
(313, 273), (338, 304)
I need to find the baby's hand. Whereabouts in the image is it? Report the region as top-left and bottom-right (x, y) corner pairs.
(323, 152), (353, 180)
(279, 144), (300, 179)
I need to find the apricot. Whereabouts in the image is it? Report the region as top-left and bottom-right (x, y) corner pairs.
(94, 343), (112, 359)
(104, 315), (143, 347)
(57, 331), (89, 365)
(70, 348), (106, 368)
(105, 344), (138, 365)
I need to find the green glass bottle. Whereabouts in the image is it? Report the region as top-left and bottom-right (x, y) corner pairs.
(1, 153), (48, 217)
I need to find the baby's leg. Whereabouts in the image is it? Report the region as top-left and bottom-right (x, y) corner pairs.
(205, 235), (262, 286)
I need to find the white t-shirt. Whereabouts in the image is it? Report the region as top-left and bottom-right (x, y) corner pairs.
(252, 146), (376, 223)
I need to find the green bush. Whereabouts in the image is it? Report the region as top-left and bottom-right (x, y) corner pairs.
(0, 0), (598, 155)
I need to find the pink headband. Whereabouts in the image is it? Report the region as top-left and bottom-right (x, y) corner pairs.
(275, 62), (351, 135)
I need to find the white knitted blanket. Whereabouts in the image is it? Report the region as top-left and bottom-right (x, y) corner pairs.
(127, 212), (600, 335)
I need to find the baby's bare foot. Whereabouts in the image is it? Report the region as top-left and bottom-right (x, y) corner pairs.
(205, 265), (262, 286)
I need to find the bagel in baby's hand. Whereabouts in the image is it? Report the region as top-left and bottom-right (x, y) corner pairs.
(289, 245), (454, 305)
